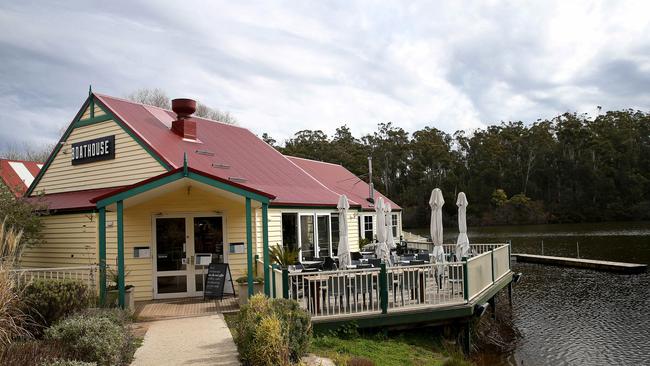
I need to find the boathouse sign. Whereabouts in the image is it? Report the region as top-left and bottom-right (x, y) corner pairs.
(71, 135), (115, 165)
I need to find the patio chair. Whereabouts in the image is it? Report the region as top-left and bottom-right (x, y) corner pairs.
(415, 253), (430, 262)
(351, 252), (363, 261)
(323, 257), (338, 271)
(368, 258), (382, 268)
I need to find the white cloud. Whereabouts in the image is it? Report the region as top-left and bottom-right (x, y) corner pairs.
(0, 0), (649, 151)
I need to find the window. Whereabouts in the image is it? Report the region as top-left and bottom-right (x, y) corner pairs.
(300, 215), (315, 260)
(282, 213), (298, 251)
(317, 215), (330, 257)
(331, 214), (339, 256)
(363, 215), (373, 241)
(392, 214), (398, 238)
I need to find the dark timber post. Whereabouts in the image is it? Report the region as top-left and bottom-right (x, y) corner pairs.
(262, 202), (270, 296)
(98, 207), (106, 305)
(462, 257), (469, 302)
(463, 322), (472, 356)
(379, 262), (388, 314)
(116, 200), (125, 308)
(282, 268), (289, 299)
(245, 197), (253, 297)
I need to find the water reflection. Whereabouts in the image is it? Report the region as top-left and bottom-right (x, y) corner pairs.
(410, 221), (650, 365)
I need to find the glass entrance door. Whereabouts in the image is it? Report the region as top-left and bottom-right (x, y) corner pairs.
(155, 217), (188, 297)
(193, 216), (224, 294)
(154, 215), (225, 299)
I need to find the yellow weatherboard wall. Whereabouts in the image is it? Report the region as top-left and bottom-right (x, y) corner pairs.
(21, 213), (98, 268)
(32, 119), (166, 194)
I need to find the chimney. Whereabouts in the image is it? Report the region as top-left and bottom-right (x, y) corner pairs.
(171, 98), (197, 139)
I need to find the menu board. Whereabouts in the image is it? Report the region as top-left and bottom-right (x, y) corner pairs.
(204, 263), (234, 300)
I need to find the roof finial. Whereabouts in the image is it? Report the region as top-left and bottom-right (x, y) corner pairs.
(183, 152), (188, 176)
(88, 84), (92, 96)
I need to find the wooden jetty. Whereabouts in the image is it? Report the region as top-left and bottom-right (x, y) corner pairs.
(512, 253), (647, 274)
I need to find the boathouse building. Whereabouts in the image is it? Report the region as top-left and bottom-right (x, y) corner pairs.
(21, 92), (402, 304)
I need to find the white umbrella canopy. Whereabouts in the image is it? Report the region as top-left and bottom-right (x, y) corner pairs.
(429, 188), (446, 265)
(337, 195), (352, 269)
(374, 197), (390, 264)
(384, 202), (396, 250)
(455, 192), (470, 261)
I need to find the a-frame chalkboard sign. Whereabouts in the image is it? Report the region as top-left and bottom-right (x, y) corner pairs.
(203, 263), (235, 300)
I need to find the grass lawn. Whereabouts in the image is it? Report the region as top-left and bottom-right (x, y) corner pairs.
(310, 329), (471, 366)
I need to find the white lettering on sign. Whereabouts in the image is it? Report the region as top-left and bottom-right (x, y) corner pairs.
(71, 135), (115, 165)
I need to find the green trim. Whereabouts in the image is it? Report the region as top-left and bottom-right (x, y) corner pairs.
(379, 263), (388, 314)
(313, 306), (473, 331)
(491, 250), (495, 282)
(89, 97), (95, 119)
(271, 264), (277, 298)
(245, 197), (253, 297)
(282, 268), (289, 299)
(262, 202), (270, 296)
(117, 200), (125, 308)
(463, 259), (469, 302)
(74, 114), (111, 127)
(270, 205), (348, 210)
(26, 93), (172, 197)
(183, 153), (188, 176)
(95, 170), (270, 208)
(98, 207), (106, 305)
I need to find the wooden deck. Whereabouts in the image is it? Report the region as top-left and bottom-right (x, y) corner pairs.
(512, 253), (647, 274)
(134, 296), (239, 321)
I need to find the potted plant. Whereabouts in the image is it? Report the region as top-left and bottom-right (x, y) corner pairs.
(269, 244), (299, 268)
(235, 272), (264, 306)
(107, 267), (135, 311)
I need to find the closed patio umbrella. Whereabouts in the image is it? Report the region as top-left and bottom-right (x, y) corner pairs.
(337, 195), (352, 269)
(374, 197), (390, 264)
(385, 202), (396, 250)
(429, 188), (446, 267)
(455, 192), (470, 261)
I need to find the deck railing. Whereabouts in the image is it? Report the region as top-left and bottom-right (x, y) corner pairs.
(11, 265), (99, 291)
(265, 243), (511, 319)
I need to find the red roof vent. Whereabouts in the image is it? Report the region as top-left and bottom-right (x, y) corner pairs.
(171, 98), (197, 139)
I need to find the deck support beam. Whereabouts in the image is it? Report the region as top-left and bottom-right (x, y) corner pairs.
(117, 200), (125, 308)
(462, 322), (472, 356)
(98, 207), (106, 305)
(262, 202), (270, 296)
(245, 197), (254, 297)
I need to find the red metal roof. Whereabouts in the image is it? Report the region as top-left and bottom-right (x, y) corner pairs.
(25, 187), (122, 211)
(0, 159), (43, 197)
(286, 156), (401, 211)
(94, 94), (344, 207)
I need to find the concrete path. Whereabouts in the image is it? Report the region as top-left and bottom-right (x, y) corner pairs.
(131, 314), (240, 366)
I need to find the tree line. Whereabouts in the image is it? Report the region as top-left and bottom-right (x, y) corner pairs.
(269, 110), (650, 228)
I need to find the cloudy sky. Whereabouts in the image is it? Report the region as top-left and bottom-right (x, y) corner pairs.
(1, 0), (649, 151)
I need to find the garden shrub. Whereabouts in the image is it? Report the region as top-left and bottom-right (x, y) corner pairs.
(44, 311), (137, 366)
(234, 294), (312, 365)
(42, 359), (97, 366)
(248, 314), (289, 366)
(270, 298), (311, 360)
(0, 340), (68, 365)
(22, 279), (92, 334)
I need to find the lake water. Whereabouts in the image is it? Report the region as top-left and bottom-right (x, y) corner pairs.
(410, 221), (650, 365)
